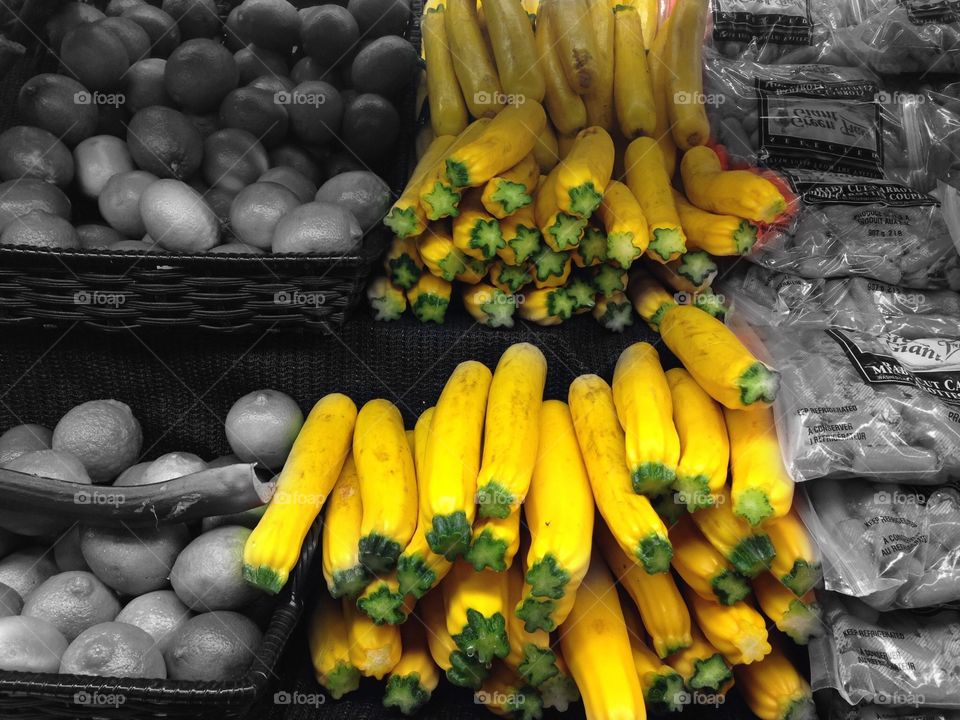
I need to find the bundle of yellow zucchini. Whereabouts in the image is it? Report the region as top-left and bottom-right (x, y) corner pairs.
(369, 0), (791, 334)
(240, 343), (820, 718)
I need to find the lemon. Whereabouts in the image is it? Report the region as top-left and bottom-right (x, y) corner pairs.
(0, 423), (52, 465)
(22, 571), (120, 641)
(80, 523), (190, 595)
(0, 616), (68, 672)
(0, 210), (79, 249)
(73, 135), (135, 199)
(229, 181), (300, 249)
(52, 399), (142, 483)
(0, 547), (59, 599)
(60, 621), (166, 678)
(53, 526), (91, 573)
(259, 166), (316, 203)
(224, 389), (302, 469)
(134, 452), (207, 485)
(98, 170), (158, 237)
(115, 590), (193, 652)
(164, 611), (261, 681)
(0, 583), (22, 618)
(140, 179), (221, 252)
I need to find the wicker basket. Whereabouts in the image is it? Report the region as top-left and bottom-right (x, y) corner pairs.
(0, 1), (420, 333)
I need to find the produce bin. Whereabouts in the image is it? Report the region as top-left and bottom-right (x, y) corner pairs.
(0, 4), (420, 333)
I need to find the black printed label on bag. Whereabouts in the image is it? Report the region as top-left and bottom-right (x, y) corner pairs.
(781, 172), (939, 207)
(899, 0), (960, 25)
(712, 0), (813, 44)
(755, 79), (884, 177)
(828, 329), (960, 407)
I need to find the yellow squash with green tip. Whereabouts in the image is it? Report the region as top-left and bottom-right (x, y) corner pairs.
(309, 591), (360, 700)
(322, 453), (370, 599)
(725, 405), (794, 527)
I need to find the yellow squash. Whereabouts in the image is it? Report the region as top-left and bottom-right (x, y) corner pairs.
(690, 486), (776, 578)
(488, 259), (533, 294)
(670, 514), (750, 606)
(764, 509), (822, 597)
(382, 620), (441, 716)
(517, 400), (594, 632)
(535, 9), (587, 136)
(497, 203), (543, 266)
(647, 12), (677, 177)
(452, 189), (504, 261)
(542, 0), (598, 95)
(596, 179), (649, 269)
(625, 136), (687, 262)
(357, 572), (412, 626)
(443, 560), (511, 665)
(686, 589), (772, 666)
(343, 596), (402, 680)
(481, 153), (540, 218)
(483, 0), (545, 102)
(666, 367), (729, 510)
(476, 343), (547, 518)
(612, 342), (680, 496)
(518, 286), (578, 326)
(554, 126), (615, 218)
(598, 522), (692, 658)
(568, 374), (672, 574)
(533, 122), (560, 173)
(385, 134), (456, 238)
(622, 601), (687, 713)
(666, 623), (734, 694)
(445, 0), (503, 118)
(540, 647), (581, 712)
(420, 585), (489, 688)
(423, 361), (493, 559)
(466, 508), (522, 571)
(583, 0), (614, 131)
(613, 4), (656, 138)
(367, 276), (407, 322)
(353, 399), (418, 572)
(462, 282), (519, 328)
(725, 406), (794, 527)
(646, 250), (718, 294)
(422, 5), (468, 137)
(734, 641), (816, 720)
(244, 393), (356, 593)
(658, 304), (781, 409)
(309, 591), (360, 699)
(673, 190), (759, 256)
(476, 662), (544, 717)
(593, 290), (634, 332)
(505, 561), (560, 687)
(536, 169), (587, 251)
(383, 235), (423, 291)
(418, 223), (471, 282)
(627, 266), (677, 332)
(664, 0), (710, 150)
(559, 555), (647, 720)
(446, 101), (548, 188)
(406, 272), (452, 324)
(322, 453), (370, 598)
(753, 572), (823, 645)
(681, 146), (788, 223)
(420, 119), (491, 221)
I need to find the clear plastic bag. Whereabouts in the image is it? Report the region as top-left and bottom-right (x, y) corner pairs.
(811, 593), (960, 707)
(746, 174), (960, 291)
(825, 691), (960, 719)
(748, 323), (960, 483)
(719, 265), (960, 337)
(702, 53), (959, 191)
(708, 0), (859, 63)
(798, 478), (960, 610)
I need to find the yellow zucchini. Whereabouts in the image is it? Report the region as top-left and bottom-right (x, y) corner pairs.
(670, 514), (750, 606)
(613, 5), (656, 140)
(735, 640), (816, 720)
(686, 589), (772, 666)
(443, 559), (511, 665)
(542, 0), (599, 95)
(533, 122), (560, 173)
(309, 591), (360, 699)
(612, 341), (680, 496)
(406, 272), (452, 324)
(647, 11), (677, 177)
(622, 600), (687, 713)
(418, 223), (469, 281)
(497, 203), (543, 266)
(244, 393), (357, 593)
(764, 509), (822, 597)
(488, 259), (533, 294)
(536, 170), (587, 251)
(462, 282), (519, 328)
(383, 620), (441, 716)
(452, 189), (505, 261)
(584, 0), (614, 130)
(626, 266), (677, 332)
(505, 560), (560, 687)
(343, 596), (402, 679)
(420, 119), (492, 221)
(593, 290), (634, 332)
(568, 374), (672, 573)
(554, 126), (615, 218)
(625, 136), (687, 263)
(666, 367), (729, 510)
(673, 190), (759, 256)
(483, 0), (545, 102)
(383, 235), (423, 291)
(664, 0), (710, 150)
(422, 5), (469, 137)
(690, 486), (777, 578)
(518, 286), (578, 325)
(535, 9), (587, 136)
(420, 583), (489, 688)
(666, 623), (734, 694)
(367, 275), (408, 322)
(385, 134), (456, 237)
(752, 573), (823, 645)
(466, 508), (522, 571)
(480, 153), (540, 218)
(725, 406), (794, 527)
(681, 146), (788, 224)
(424, 360), (493, 559)
(322, 453), (370, 598)
(445, 0), (503, 118)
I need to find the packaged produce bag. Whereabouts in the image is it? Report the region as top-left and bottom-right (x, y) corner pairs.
(749, 323), (960, 483)
(708, 0), (859, 63)
(720, 265), (960, 337)
(825, 693), (960, 720)
(748, 173), (960, 291)
(799, 478), (960, 609)
(811, 593), (960, 708)
(702, 53), (960, 191)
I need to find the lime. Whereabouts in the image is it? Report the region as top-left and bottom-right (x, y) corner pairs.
(235, 0), (300, 52)
(347, 0), (410, 38)
(315, 170), (391, 231)
(0, 210), (79, 249)
(290, 56), (338, 85)
(350, 35), (416, 98)
(234, 45), (289, 85)
(116, 590), (193, 652)
(121, 5), (181, 58)
(223, 6), (250, 51)
(165, 38), (239, 113)
(209, 242), (266, 254)
(124, 58), (172, 114)
(52, 399), (142, 483)
(0, 616), (68, 672)
(99, 170), (158, 237)
(0, 126), (74, 187)
(259, 166), (316, 202)
(161, 0), (220, 39)
(229, 181), (300, 249)
(4, 449), (92, 484)
(140, 178), (221, 251)
(219, 86), (289, 148)
(97, 16), (151, 63)
(202, 128), (270, 193)
(164, 611), (261, 680)
(46, 2), (105, 49)
(60, 621), (166, 678)
(268, 144), (322, 185)
(0, 178), (72, 233)
(80, 523), (190, 595)
(77, 224), (125, 248)
(60, 23), (130, 91)
(341, 93), (399, 162)
(248, 75), (295, 95)
(271, 201), (361, 254)
(171, 526), (262, 611)
(300, 5), (359, 66)
(16, 74), (98, 147)
(73, 135), (134, 199)
(285, 80), (342, 145)
(106, 0), (144, 16)
(0, 424), (52, 466)
(23, 571), (121, 641)
(224, 389), (302, 467)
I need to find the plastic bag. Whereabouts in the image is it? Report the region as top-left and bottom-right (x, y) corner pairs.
(798, 478), (960, 609)
(748, 323), (960, 483)
(719, 265), (960, 337)
(702, 53), (958, 191)
(825, 692), (960, 720)
(708, 0), (859, 63)
(810, 593), (960, 707)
